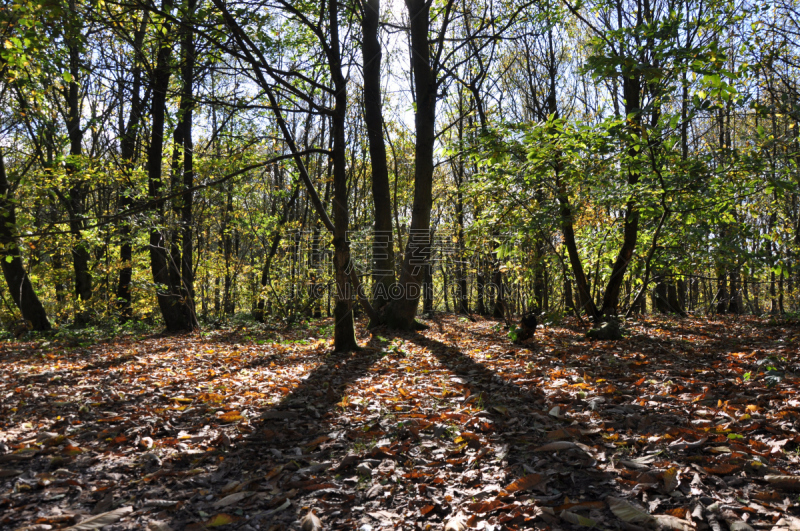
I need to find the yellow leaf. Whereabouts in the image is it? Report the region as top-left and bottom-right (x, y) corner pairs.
(172, 397), (194, 404)
(220, 411), (243, 423)
(206, 513), (237, 527)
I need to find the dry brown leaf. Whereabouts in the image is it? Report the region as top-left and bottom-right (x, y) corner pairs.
(534, 441), (577, 452)
(607, 496), (654, 524)
(774, 516), (800, 530)
(662, 467), (680, 492)
(301, 511), (322, 531)
(213, 490), (254, 508)
(654, 514), (693, 530)
(503, 473), (546, 493)
(765, 475), (800, 491)
(560, 510), (598, 527)
(65, 507), (133, 530)
(702, 463), (741, 475)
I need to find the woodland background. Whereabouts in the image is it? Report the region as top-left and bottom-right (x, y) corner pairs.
(0, 0), (798, 344)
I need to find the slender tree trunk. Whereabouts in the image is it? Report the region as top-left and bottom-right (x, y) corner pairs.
(716, 265), (729, 314)
(564, 275), (574, 314)
(328, 0), (359, 350)
(254, 180), (300, 322)
(180, 0), (198, 323)
(361, 0), (395, 308)
(728, 269), (741, 314)
(599, 75), (642, 318)
(63, 9), (92, 317)
(222, 188), (234, 316)
(116, 12), (148, 322)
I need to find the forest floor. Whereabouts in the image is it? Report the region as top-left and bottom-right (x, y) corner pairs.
(1, 315), (800, 531)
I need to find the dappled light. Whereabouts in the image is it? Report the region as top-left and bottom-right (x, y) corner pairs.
(2, 316), (800, 529)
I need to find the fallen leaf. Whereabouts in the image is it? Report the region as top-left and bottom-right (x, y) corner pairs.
(662, 467), (679, 492)
(213, 491), (254, 508)
(219, 411), (243, 423)
(65, 507), (133, 530)
(775, 516), (800, 530)
(205, 513), (237, 527)
(301, 511), (322, 531)
(766, 475), (800, 491)
(560, 510), (598, 527)
(534, 441), (578, 452)
(607, 496), (654, 524)
(503, 473), (546, 493)
(444, 512), (468, 531)
(654, 514), (693, 530)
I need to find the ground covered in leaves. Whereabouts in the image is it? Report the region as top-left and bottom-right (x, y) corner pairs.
(2, 315), (800, 531)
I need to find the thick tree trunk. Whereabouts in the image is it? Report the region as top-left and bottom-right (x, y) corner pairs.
(146, 0), (197, 332)
(361, 0), (395, 308)
(376, 0), (437, 329)
(654, 275), (669, 313)
(0, 154), (51, 331)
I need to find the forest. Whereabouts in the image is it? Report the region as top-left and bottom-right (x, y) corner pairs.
(0, 0), (796, 340)
(1, 0), (800, 529)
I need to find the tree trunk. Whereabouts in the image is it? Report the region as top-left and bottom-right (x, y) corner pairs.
(377, 0), (437, 329)
(667, 279), (683, 315)
(180, 0), (198, 323)
(564, 275), (574, 314)
(599, 75), (642, 318)
(328, 0), (358, 350)
(146, 0), (197, 332)
(0, 153), (51, 331)
(116, 11), (148, 322)
(476, 269), (486, 315)
(63, 10), (92, 317)
(361, 0), (395, 308)
(254, 179), (300, 322)
(716, 266), (729, 314)
(654, 275), (669, 313)
(423, 228), (434, 314)
(728, 269), (741, 314)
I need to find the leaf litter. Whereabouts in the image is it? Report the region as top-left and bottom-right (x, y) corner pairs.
(1, 315), (799, 530)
